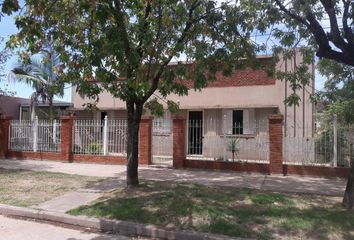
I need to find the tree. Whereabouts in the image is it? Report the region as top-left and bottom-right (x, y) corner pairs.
(246, 0), (354, 208)
(317, 59), (354, 124)
(0, 39), (15, 99)
(317, 58), (354, 208)
(9, 48), (64, 120)
(11, 0), (258, 187)
(270, 0), (354, 67)
(0, 0), (19, 21)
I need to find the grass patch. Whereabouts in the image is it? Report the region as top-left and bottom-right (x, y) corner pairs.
(0, 168), (101, 207)
(69, 181), (354, 240)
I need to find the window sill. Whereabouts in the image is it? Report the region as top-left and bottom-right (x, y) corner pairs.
(222, 134), (256, 139)
(152, 132), (171, 136)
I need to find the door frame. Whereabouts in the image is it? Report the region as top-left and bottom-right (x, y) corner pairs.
(187, 110), (204, 156)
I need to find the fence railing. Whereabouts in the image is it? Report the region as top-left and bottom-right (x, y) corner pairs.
(283, 123), (354, 167)
(73, 117), (127, 156)
(187, 119), (269, 163)
(9, 118), (61, 152)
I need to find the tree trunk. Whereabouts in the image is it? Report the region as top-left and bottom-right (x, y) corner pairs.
(343, 145), (354, 209)
(126, 100), (143, 187)
(48, 95), (54, 121)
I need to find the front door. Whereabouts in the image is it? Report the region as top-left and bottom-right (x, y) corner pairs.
(188, 111), (203, 155)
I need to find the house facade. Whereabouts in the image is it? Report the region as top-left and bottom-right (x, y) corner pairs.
(0, 96), (72, 120)
(71, 52), (314, 161)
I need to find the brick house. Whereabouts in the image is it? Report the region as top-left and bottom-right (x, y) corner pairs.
(71, 52), (315, 161)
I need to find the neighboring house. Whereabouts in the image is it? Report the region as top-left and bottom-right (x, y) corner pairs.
(71, 52), (315, 159)
(0, 96), (72, 120)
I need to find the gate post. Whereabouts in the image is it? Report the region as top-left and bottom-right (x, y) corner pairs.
(0, 116), (12, 158)
(173, 116), (186, 168)
(269, 114), (283, 174)
(103, 115), (108, 156)
(60, 116), (75, 162)
(139, 116), (152, 165)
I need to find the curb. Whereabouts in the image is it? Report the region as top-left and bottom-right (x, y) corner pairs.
(0, 204), (247, 240)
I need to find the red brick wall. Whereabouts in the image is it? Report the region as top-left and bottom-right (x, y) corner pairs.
(179, 59), (276, 89)
(207, 68), (275, 88)
(7, 151), (62, 161)
(139, 116), (152, 165)
(6, 151), (127, 164)
(71, 154), (126, 164)
(283, 164), (350, 178)
(269, 114), (283, 174)
(173, 116), (186, 168)
(60, 116), (74, 162)
(0, 116), (11, 158)
(185, 160), (270, 174)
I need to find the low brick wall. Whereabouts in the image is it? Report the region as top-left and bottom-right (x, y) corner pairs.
(184, 159), (350, 178)
(184, 159), (270, 174)
(7, 151), (128, 165)
(71, 154), (126, 164)
(283, 164), (350, 178)
(7, 151), (63, 161)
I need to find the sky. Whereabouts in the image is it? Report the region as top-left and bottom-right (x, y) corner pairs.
(0, 13), (72, 102)
(0, 4), (327, 103)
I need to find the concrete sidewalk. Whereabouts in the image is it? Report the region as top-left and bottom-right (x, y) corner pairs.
(0, 159), (347, 196)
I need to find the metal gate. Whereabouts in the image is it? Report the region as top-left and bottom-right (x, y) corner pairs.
(188, 111), (203, 155)
(152, 117), (173, 165)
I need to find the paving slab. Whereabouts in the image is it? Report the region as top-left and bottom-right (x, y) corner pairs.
(139, 168), (266, 189)
(35, 191), (102, 213)
(79, 178), (126, 193)
(0, 204), (246, 240)
(0, 159), (347, 196)
(0, 159), (127, 177)
(0, 215), (137, 240)
(261, 175), (346, 196)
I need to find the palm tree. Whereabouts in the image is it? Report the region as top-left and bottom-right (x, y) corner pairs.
(9, 48), (64, 120)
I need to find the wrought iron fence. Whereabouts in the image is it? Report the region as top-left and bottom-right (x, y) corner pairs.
(187, 118), (269, 163)
(107, 119), (127, 155)
(73, 117), (127, 155)
(9, 118), (61, 152)
(283, 123), (354, 167)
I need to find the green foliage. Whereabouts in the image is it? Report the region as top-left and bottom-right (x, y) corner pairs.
(145, 98), (164, 117)
(228, 138), (240, 161)
(68, 181), (354, 239)
(0, 0), (19, 17)
(0, 39), (16, 97)
(8, 47), (65, 119)
(317, 58), (354, 124)
(85, 142), (102, 155)
(11, 0), (257, 113)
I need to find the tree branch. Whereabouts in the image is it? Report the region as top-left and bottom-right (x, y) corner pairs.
(111, 0), (131, 67)
(142, 0), (202, 102)
(274, 0), (310, 27)
(342, 0), (354, 45)
(320, 0), (349, 53)
(137, 0), (152, 62)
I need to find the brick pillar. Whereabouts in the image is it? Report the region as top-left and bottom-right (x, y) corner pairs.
(269, 114), (283, 174)
(173, 116), (186, 169)
(139, 116), (152, 165)
(0, 116), (12, 158)
(60, 116), (75, 162)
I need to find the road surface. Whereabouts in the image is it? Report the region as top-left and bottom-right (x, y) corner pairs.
(0, 215), (147, 240)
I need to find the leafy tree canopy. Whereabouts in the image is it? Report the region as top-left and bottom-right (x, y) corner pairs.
(238, 0), (354, 106)
(9, 0), (262, 186)
(10, 0), (258, 111)
(317, 58), (354, 124)
(0, 0), (19, 20)
(0, 39), (15, 97)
